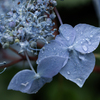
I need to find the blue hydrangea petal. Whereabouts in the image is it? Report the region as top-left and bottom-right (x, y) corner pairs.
(60, 51), (95, 87)
(29, 77), (52, 93)
(59, 24), (76, 46)
(37, 40), (69, 64)
(74, 24), (100, 53)
(7, 69), (52, 94)
(55, 34), (68, 46)
(37, 56), (66, 78)
(8, 70), (35, 93)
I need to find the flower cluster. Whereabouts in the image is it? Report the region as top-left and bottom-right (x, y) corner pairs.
(38, 24), (100, 87)
(0, 0), (12, 14)
(0, 0), (100, 95)
(0, 0), (57, 54)
(7, 23), (100, 94)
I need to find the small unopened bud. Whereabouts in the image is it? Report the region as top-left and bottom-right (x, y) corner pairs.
(3, 42), (9, 49)
(15, 39), (20, 43)
(30, 41), (37, 48)
(52, 1), (57, 6)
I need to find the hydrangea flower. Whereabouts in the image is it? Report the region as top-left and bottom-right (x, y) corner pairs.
(8, 56), (65, 94)
(0, 0), (13, 14)
(0, 0), (57, 93)
(0, 0), (57, 54)
(37, 24), (100, 87)
(1, 0), (100, 95)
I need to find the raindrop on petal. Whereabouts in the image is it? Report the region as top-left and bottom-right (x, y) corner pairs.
(54, 47), (56, 50)
(86, 38), (91, 45)
(76, 41), (78, 44)
(90, 35), (93, 37)
(82, 45), (87, 51)
(42, 50), (44, 53)
(76, 78), (82, 82)
(66, 37), (70, 40)
(82, 39), (84, 41)
(42, 47), (45, 51)
(67, 71), (70, 75)
(79, 55), (86, 61)
(81, 32), (82, 34)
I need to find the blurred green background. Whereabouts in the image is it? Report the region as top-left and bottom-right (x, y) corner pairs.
(1, 0), (100, 100)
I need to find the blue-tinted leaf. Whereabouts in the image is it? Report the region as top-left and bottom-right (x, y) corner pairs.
(37, 56), (66, 78)
(74, 24), (100, 53)
(60, 50), (95, 87)
(37, 40), (69, 64)
(8, 69), (52, 94)
(59, 24), (76, 46)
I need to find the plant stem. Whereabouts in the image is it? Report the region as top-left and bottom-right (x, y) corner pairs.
(9, 47), (24, 58)
(54, 7), (63, 25)
(94, 66), (100, 73)
(25, 52), (36, 74)
(0, 58), (23, 69)
(0, 68), (6, 74)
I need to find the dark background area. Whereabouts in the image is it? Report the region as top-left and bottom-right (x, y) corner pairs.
(57, 0), (98, 26)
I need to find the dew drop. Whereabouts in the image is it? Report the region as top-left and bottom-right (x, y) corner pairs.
(81, 32), (82, 34)
(42, 47), (45, 51)
(76, 78), (82, 82)
(66, 37), (70, 40)
(88, 42), (91, 45)
(36, 60), (40, 64)
(38, 60), (40, 63)
(82, 39), (84, 41)
(86, 38), (91, 45)
(90, 35), (93, 38)
(79, 55), (86, 61)
(56, 53), (59, 56)
(42, 50), (44, 53)
(82, 45), (87, 51)
(76, 41), (78, 44)
(44, 56), (47, 58)
(36, 61), (39, 64)
(98, 36), (100, 39)
(67, 71), (70, 75)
